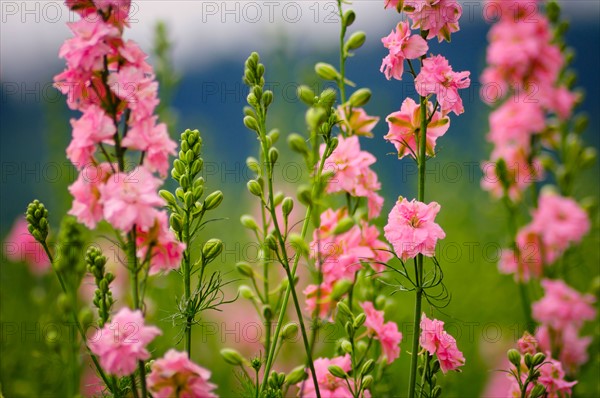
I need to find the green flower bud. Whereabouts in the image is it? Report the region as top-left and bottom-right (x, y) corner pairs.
(361, 359), (375, 375)
(265, 234), (278, 251)
(286, 366), (308, 384)
(532, 352), (546, 367)
(343, 10), (356, 27)
(282, 197), (294, 217)
(348, 88), (372, 107)
(581, 147), (597, 168)
(315, 62), (340, 81)
(220, 348), (244, 366)
(184, 191), (194, 208)
(180, 174), (190, 190)
(250, 357), (262, 371)
(247, 180), (263, 197)
(268, 147), (279, 165)
(319, 88), (337, 108)
(263, 90), (274, 107)
(297, 85), (316, 105)
(190, 159), (203, 176)
(328, 365), (347, 379)
(159, 190), (177, 207)
(246, 156), (261, 174)
(340, 339), (353, 354)
(202, 239), (223, 262)
(306, 107), (326, 129)
(240, 215), (259, 230)
(78, 307), (94, 326)
(238, 285), (255, 300)
(268, 128), (280, 144)
(57, 293), (71, 313)
(507, 349), (521, 368)
(333, 217), (355, 235)
(432, 385), (442, 398)
(288, 233), (309, 256)
(25, 200), (49, 242)
(337, 301), (353, 320)
(297, 185), (312, 206)
(236, 262), (254, 277)
(331, 279), (353, 301)
(204, 190), (224, 210)
(530, 384), (546, 398)
(431, 359), (441, 375)
(353, 313), (367, 329)
(244, 116), (259, 132)
(169, 213), (182, 233)
(282, 322), (299, 340)
(362, 375), (374, 389)
(345, 31), (366, 51)
(524, 353), (533, 369)
(263, 304), (273, 320)
(288, 133), (309, 155)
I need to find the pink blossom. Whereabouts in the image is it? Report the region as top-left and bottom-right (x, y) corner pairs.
(537, 358), (578, 397)
(419, 314), (465, 373)
(59, 19), (119, 72)
(99, 167), (164, 232)
(321, 136), (384, 218)
(546, 86), (578, 120)
(517, 332), (538, 355)
(530, 192), (590, 255)
(136, 212), (185, 275)
(405, 0), (462, 42)
(384, 0), (401, 10)
(485, 0), (540, 23)
(89, 307), (161, 376)
(147, 349), (218, 398)
(119, 40), (153, 74)
(337, 106), (379, 137)
(121, 117), (176, 176)
(300, 355), (366, 398)
(487, 100), (546, 150)
(532, 279), (596, 331)
(380, 22), (428, 80)
(361, 302), (402, 364)
(94, 0), (132, 27)
(384, 198), (446, 261)
(66, 105), (116, 167)
(304, 283), (335, 320)
(415, 55), (470, 115)
(68, 162), (114, 228)
(3, 218), (50, 275)
(384, 97), (450, 159)
(536, 325), (592, 375)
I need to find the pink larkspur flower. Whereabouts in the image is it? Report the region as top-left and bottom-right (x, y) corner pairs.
(107, 65), (160, 121)
(536, 325), (592, 375)
(487, 100), (546, 150)
(121, 117), (176, 176)
(415, 55), (471, 115)
(361, 302), (402, 364)
(99, 166), (164, 232)
(405, 0), (462, 42)
(532, 279), (596, 331)
(517, 332), (538, 355)
(485, 0), (541, 23)
(337, 106), (379, 137)
(384, 97), (450, 159)
(68, 162), (114, 228)
(3, 218), (50, 275)
(147, 349), (218, 398)
(299, 355), (368, 398)
(537, 358), (578, 397)
(89, 307), (161, 376)
(530, 191), (590, 255)
(380, 22), (428, 80)
(136, 212), (185, 275)
(303, 283), (336, 320)
(384, 198), (446, 261)
(384, 0), (401, 9)
(420, 314), (465, 373)
(66, 105), (116, 168)
(321, 136), (384, 218)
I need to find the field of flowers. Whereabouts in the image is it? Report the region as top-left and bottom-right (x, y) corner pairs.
(1, 1), (598, 397)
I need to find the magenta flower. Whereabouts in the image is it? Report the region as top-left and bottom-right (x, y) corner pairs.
(415, 55), (470, 115)
(121, 117), (176, 177)
(384, 97), (450, 159)
(68, 162), (114, 228)
(419, 314), (465, 373)
(536, 325), (592, 375)
(303, 283), (335, 320)
(380, 22), (428, 80)
(487, 100), (546, 150)
(384, 198), (446, 261)
(99, 167), (164, 232)
(136, 211), (185, 275)
(3, 218), (50, 275)
(532, 279), (596, 331)
(361, 302), (402, 364)
(89, 307), (161, 376)
(147, 349), (218, 398)
(66, 105), (116, 168)
(405, 0), (462, 42)
(58, 18), (119, 72)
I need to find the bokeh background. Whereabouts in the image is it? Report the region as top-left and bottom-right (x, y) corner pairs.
(1, 1), (599, 397)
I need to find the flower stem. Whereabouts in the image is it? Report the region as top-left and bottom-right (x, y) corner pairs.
(337, 0), (347, 104)
(183, 208), (193, 357)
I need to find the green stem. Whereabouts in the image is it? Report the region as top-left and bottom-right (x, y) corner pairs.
(419, 353), (431, 397)
(408, 77), (428, 398)
(183, 208), (192, 357)
(337, 0), (347, 105)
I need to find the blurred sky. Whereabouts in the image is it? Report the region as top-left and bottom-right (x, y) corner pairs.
(1, 0), (600, 81)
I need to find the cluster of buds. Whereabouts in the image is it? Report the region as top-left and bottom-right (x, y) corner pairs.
(86, 246), (115, 327)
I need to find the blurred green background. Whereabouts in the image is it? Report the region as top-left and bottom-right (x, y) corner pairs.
(1, 2), (599, 397)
